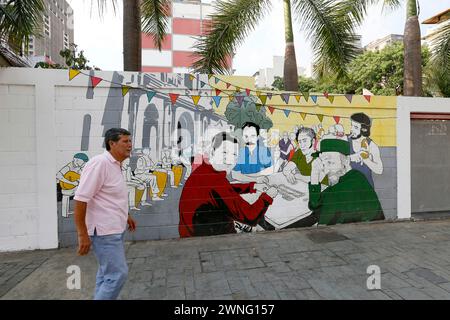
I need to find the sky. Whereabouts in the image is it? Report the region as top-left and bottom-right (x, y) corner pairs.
(66, 0), (450, 76)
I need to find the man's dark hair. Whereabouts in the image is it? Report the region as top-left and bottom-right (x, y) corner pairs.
(104, 128), (131, 151)
(211, 132), (239, 153)
(241, 122), (260, 136)
(296, 126), (316, 143)
(350, 112), (371, 137)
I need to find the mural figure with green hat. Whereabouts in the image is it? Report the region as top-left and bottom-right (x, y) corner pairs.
(56, 152), (89, 218)
(307, 134), (385, 225)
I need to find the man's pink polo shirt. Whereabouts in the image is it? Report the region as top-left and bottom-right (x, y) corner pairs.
(74, 151), (128, 236)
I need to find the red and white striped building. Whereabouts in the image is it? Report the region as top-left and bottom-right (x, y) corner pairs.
(141, 0), (232, 73)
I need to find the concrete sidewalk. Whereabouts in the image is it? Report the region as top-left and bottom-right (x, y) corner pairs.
(2, 219), (450, 300)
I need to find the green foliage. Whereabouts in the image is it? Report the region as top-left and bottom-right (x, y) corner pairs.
(34, 44), (100, 70)
(224, 94), (273, 131)
(272, 43), (442, 96)
(0, 0), (45, 54)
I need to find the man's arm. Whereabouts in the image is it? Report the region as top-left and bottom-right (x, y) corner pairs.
(74, 200), (90, 256)
(363, 142), (383, 174)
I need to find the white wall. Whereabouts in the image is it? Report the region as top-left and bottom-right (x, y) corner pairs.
(0, 68), (58, 251)
(396, 96), (450, 220)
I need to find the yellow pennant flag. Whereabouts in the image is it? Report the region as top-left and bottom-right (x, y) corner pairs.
(300, 113), (307, 121)
(69, 69), (80, 81)
(191, 95), (201, 106)
(317, 114), (324, 122)
(256, 91), (261, 97)
(235, 86), (241, 92)
(259, 95), (267, 105)
(208, 74), (213, 80)
(327, 96), (335, 104)
(122, 85), (131, 97)
(294, 95), (301, 103)
(189, 74), (195, 81)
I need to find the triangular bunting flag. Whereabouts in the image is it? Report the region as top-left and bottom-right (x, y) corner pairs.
(364, 95), (372, 103)
(256, 91), (261, 97)
(327, 95), (335, 104)
(121, 85), (130, 97)
(169, 93), (179, 105)
(189, 74), (195, 81)
(246, 88), (251, 96)
(333, 116), (341, 124)
(302, 92), (310, 102)
(212, 96), (222, 108)
(294, 95), (301, 103)
(236, 96), (245, 107)
(259, 95), (268, 105)
(300, 112), (307, 121)
(268, 106), (275, 115)
(215, 89), (222, 96)
(90, 76), (102, 88)
(256, 104), (262, 112)
(200, 81), (207, 88)
(311, 95), (318, 104)
(317, 114), (324, 122)
(235, 86), (241, 93)
(147, 91), (156, 103)
(208, 74), (213, 80)
(345, 94), (353, 103)
(260, 106), (266, 113)
(191, 95), (201, 106)
(226, 83), (231, 89)
(267, 93), (273, 100)
(214, 77), (220, 84)
(228, 94), (235, 101)
(281, 93), (290, 104)
(283, 109), (291, 118)
(69, 69), (80, 81)
(323, 92), (329, 99)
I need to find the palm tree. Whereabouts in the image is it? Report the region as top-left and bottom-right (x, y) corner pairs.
(0, 0), (45, 55)
(402, 0), (422, 96)
(193, 0), (362, 91)
(96, 0), (170, 71)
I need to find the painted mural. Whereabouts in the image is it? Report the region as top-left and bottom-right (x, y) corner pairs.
(56, 70), (397, 245)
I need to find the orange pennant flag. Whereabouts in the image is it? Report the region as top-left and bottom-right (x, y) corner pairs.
(169, 93), (179, 105)
(268, 106), (275, 114)
(364, 95), (372, 103)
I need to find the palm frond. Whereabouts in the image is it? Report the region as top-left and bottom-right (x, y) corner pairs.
(338, 0), (400, 25)
(92, 0), (117, 17)
(0, 0), (45, 53)
(293, 0), (360, 79)
(193, 0), (271, 74)
(429, 23), (450, 73)
(141, 0), (171, 51)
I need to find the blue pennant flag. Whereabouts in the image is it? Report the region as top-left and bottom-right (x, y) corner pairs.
(212, 96), (222, 108)
(214, 77), (220, 84)
(147, 91), (156, 103)
(311, 95), (318, 104)
(283, 109), (291, 118)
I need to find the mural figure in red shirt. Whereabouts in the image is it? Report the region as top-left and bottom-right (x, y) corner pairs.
(178, 132), (278, 237)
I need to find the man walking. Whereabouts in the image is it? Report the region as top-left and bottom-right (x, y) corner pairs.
(74, 128), (137, 300)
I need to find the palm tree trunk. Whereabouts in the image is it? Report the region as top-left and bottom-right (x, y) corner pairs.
(123, 0), (142, 71)
(283, 0), (298, 91)
(403, 0), (422, 96)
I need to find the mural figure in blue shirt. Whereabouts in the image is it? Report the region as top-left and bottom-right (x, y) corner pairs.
(232, 122), (273, 184)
